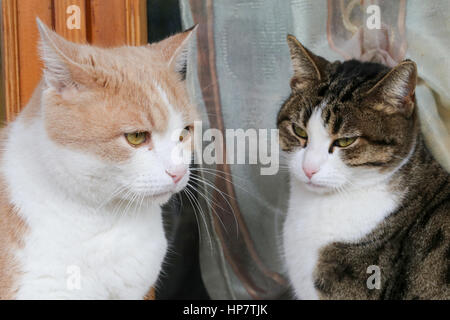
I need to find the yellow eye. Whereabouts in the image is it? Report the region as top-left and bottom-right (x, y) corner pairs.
(335, 137), (357, 148)
(179, 126), (192, 143)
(125, 132), (147, 146)
(293, 124), (308, 139)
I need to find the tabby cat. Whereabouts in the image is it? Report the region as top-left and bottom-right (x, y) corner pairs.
(0, 20), (198, 299)
(278, 35), (449, 299)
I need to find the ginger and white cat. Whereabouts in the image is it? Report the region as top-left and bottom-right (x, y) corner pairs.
(0, 20), (199, 299)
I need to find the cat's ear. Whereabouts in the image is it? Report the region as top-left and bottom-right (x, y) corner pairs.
(286, 35), (330, 90)
(365, 60), (417, 116)
(151, 26), (197, 78)
(37, 18), (91, 91)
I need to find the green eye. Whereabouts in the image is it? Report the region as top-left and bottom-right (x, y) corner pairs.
(179, 125), (192, 142)
(125, 132), (147, 146)
(293, 124), (308, 139)
(335, 137), (357, 148)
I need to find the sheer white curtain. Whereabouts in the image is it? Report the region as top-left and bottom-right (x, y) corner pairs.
(180, 0), (450, 299)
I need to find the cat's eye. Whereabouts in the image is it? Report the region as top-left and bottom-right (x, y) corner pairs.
(293, 124), (308, 139)
(125, 132), (147, 146)
(334, 137), (357, 148)
(179, 125), (193, 142)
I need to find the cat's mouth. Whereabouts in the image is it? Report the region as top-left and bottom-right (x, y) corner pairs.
(142, 182), (188, 202)
(306, 181), (326, 188)
(304, 181), (331, 193)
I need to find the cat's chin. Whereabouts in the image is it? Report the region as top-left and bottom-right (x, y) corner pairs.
(302, 181), (335, 194)
(115, 191), (173, 206)
(148, 191), (173, 205)
(146, 185), (188, 205)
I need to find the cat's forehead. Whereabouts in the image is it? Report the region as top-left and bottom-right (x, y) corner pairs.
(291, 62), (389, 132)
(85, 47), (196, 132)
(109, 79), (194, 133)
(88, 46), (175, 86)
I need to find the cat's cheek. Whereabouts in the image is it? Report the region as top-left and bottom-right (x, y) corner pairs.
(321, 153), (351, 187)
(289, 149), (308, 183)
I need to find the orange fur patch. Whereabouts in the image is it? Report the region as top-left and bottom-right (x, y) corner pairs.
(0, 129), (28, 299)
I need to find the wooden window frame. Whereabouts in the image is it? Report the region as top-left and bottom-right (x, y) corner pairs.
(0, 0), (147, 122)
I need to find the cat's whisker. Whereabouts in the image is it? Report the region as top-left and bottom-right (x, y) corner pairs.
(188, 178), (229, 213)
(187, 182), (228, 236)
(187, 177), (235, 227)
(181, 188), (204, 245)
(190, 170), (253, 200)
(190, 170), (273, 219)
(190, 170), (247, 192)
(95, 183), (131, 211)
(183, 187), (213, 251)
(189, 174), (238, 201)
(188, 174), (239, 237)
(111, 188), (135, 219)
(137, 193), (146, 216)
(188, 174), (242, 215)
(122, 192), (139, 218)
(191, 167), (247, 183)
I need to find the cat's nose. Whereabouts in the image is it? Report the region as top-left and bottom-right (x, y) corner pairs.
(166, 168), (187, 184)
(303, 166), (318, 180)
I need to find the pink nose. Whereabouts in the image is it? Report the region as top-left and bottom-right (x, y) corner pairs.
(303, 166), (318, 180)
(166, 168), (187, 184)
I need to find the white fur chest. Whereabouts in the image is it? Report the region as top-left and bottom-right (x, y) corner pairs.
(14, 199), (167, 300)
(283, 178), (400, 300)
